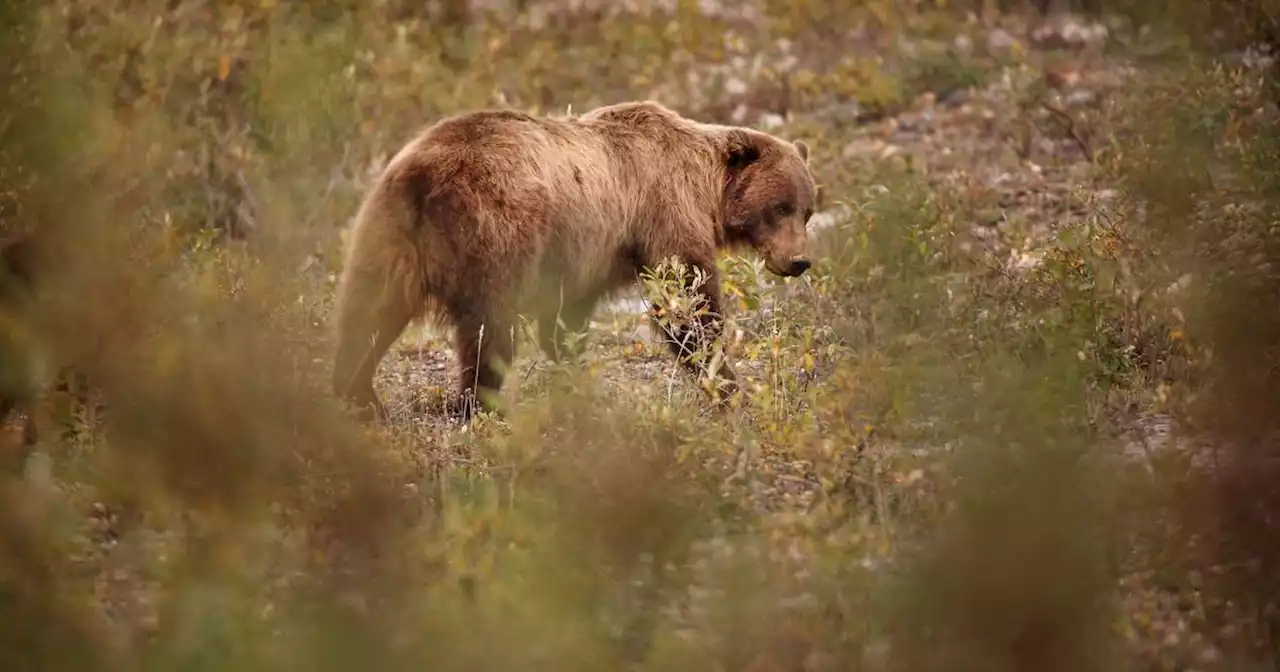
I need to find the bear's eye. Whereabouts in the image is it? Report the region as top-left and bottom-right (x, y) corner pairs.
(773, 202), (795, 218)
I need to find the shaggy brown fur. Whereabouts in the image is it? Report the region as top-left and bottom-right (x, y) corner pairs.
(331, 100), (817, 422)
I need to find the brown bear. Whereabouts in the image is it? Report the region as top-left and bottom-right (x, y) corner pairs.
(331, 100), (817, 423)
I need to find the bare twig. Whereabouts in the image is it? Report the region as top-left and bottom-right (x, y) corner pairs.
(1041, 100), (1095, 162)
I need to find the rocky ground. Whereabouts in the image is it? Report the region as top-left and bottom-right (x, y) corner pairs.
(371, 9), (1135, 458)
(355, 13), (1246, 667)
(4, 5), (1267, 669)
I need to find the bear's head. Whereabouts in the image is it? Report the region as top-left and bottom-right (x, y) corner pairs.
(720, 129), (817, 278)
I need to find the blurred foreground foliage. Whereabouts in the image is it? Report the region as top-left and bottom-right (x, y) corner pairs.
(2, 0), (1280, 670)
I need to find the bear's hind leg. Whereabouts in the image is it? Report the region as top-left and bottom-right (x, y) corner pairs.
(452, 306), (519, 422)
(331, 268), (418, 423)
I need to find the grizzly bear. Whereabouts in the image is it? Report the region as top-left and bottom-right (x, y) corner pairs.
(331, 100), (817, 423)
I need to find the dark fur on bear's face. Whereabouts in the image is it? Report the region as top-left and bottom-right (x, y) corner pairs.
(720, 129), (816, 278)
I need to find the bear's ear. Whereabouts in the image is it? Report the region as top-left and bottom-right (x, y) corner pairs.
(794, 139), (811, 165)
(724, 129), (761, 172)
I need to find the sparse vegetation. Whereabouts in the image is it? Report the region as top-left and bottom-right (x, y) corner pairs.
(2, 1), (1279, 670)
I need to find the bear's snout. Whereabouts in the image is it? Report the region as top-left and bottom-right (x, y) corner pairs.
(784, 257), (811, 277)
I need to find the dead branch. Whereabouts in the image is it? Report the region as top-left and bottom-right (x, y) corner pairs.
(1041, 100), (1095, 162)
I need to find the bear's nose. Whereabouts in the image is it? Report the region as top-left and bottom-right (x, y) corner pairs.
(787, 258), (811, 276)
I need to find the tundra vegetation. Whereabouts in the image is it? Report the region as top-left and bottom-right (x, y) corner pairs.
(1, 1), (1279, 670)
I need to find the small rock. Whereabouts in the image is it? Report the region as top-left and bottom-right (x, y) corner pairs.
(723, 76), (748, 97)
(842, 138), (886, 159)
(808, 101), (866, 127)
(937, 88), (970, 106)
(1242, 44), (1278, 71)
(971, 225), (997, 241)
(897, 113), (923, 133)
(890, 131), (917, 146)
(1010, 251), (1044, 271)
(986, 28), (1018, 54)
(1031, 19), (1109, 50)
(1198, 645), (1223, 665)
(809, 204), (851, 234)
(778, 593), (818, 611)
(758, 112), (785, 130)
(1065, 89), (1097, 106)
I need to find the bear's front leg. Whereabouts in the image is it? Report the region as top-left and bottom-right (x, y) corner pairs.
(647, 260), (740, 408)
